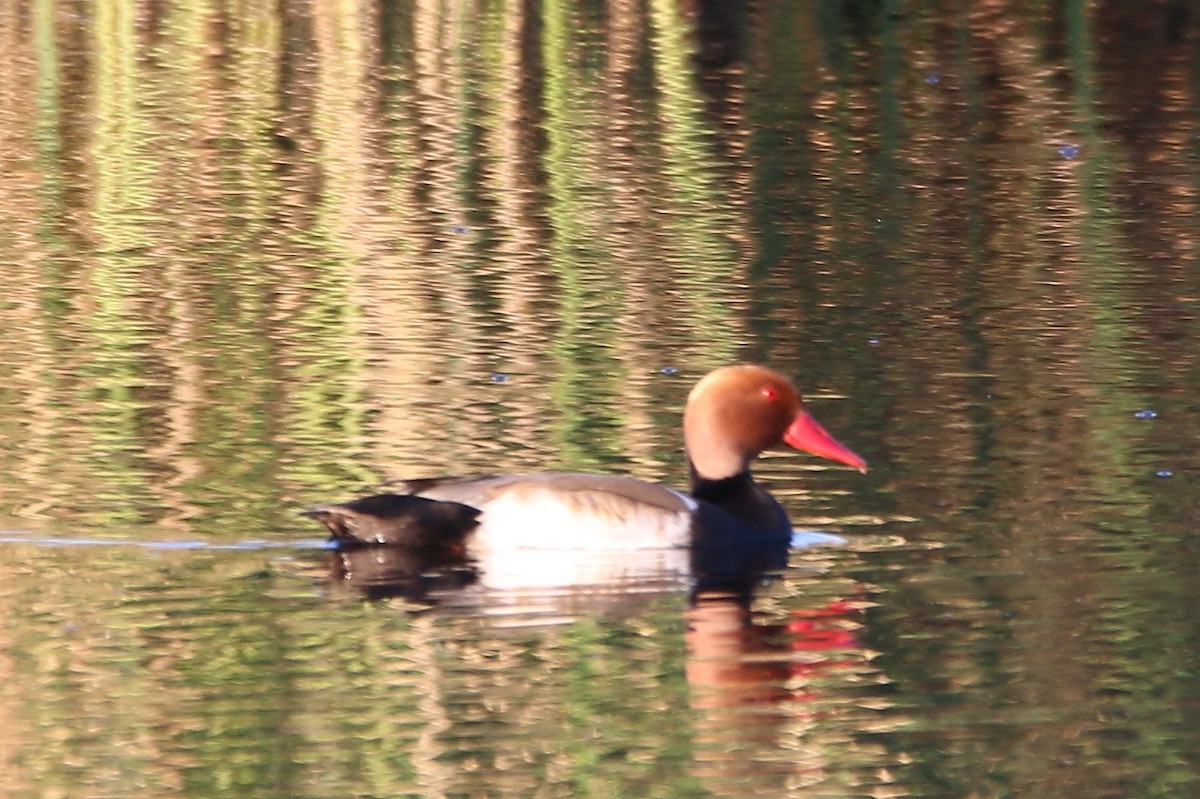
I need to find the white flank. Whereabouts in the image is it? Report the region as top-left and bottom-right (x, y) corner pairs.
(469, 485), (693, 551)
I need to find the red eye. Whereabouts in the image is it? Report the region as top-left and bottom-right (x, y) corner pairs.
(761, 386), (780, 402)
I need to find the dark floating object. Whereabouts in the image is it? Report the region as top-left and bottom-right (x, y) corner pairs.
(659, 366), (678, 375)
(924, 73), (941, 85)
(305, 493), (481, 548)
(452, 225), (469, 235)
(1134, 409), (1158, 419)
(1156, 470), (1174, 478)
(271, 131), (298, 152)
(1058, 144), (1080, 159)
(490, 373), (509, 383)
(868, 338), (880, 346)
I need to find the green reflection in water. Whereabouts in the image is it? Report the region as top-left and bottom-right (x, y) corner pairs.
(150, 0), (290, 533)
(541, 0), (746, 471)
(85, 0), (160, 524)
(2, 4), (1200, 796)
(742, 2), (820, 345)
(1066, 0), (1149, 489)
(649, 0), (740, 366)
(0, 540), (899, 798)
(284, 3), (377, 496)
(1062, 4), (1198, 794)
(169, 575), (308, 797)
(33, 0), (67, 256)
(542, 0), (629, 470)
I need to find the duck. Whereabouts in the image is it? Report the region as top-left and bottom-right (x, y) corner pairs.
(307, 492), (481, 550)
(307, 364), (866, 553)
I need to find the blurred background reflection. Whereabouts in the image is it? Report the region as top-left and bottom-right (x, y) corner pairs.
(0, 1), (1198, 797)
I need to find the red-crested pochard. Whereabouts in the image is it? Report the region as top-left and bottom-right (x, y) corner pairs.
(308, 364), (866, 552)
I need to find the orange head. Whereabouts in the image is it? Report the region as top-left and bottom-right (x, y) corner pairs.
(683, 364), (867, 480)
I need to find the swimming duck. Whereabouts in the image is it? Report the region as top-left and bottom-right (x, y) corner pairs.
(308, 364), (866, 552)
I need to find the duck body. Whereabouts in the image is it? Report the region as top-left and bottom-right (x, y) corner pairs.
(388, 473), (699, 550)
(372, 470), (794, 551)
(306, 492), (480, 548)
(310, 364), (866, 554)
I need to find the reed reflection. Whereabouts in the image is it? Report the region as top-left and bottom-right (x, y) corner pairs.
(316, 519), (890, 798)
(0, 1), (1198, 796)
(1, 0), (759, 531)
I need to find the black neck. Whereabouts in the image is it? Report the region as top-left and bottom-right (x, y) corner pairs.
(689, 465), (754, 504)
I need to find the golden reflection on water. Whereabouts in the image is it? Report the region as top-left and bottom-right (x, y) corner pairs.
(0, 0), (756, 530)
(0, 540), (903, 799)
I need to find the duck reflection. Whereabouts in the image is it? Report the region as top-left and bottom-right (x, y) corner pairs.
(686, 588), (865, 708)
(686, 582), (867, 793)
(684, 537), (799, 708)
(320, 526), (868, 793)
(324, 543), (479, 602)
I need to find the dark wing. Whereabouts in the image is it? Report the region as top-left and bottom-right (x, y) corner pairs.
(306, 492), (480, 547)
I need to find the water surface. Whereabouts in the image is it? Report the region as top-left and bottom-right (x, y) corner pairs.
(1, 1), (1199, 797)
